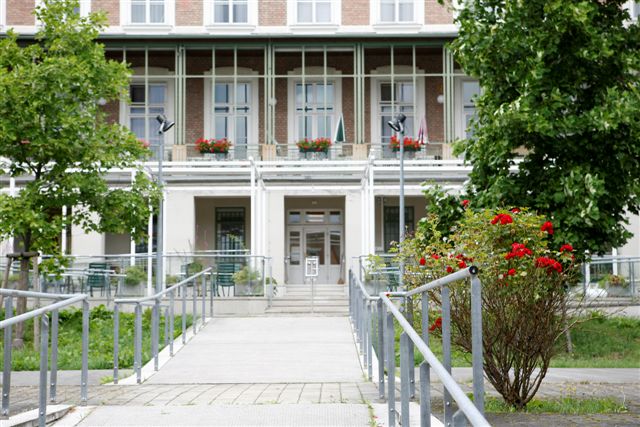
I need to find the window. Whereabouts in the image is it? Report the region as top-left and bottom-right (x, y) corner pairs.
(633, 2), (640, 19)
(135, 215), (157, 254)
(213, 0), (248, 23)
(296, 0), (332, 23)
(73, 0), (91, 16)
(380, 0), (413, 23)
(379, 82), (415, 157)
(383, 206), (414, 252)
(456, 79), (481, 140)
(295, 82), (334, 140)
(128, 83), (168, 159)
(216, 208), (245, 251)
(130, 0), (166, 24)
(212, 82), (251, 159)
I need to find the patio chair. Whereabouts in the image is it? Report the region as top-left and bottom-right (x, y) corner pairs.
(86, 262), (110, 297)
(215, 262), (236, 297)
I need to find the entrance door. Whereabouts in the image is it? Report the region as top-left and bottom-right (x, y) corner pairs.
(286, 225), (343, 284)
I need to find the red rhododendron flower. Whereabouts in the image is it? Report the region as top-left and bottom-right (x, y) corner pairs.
(430, 254), (441, 260)
(458, 261), (467, 269)
(507, 268), (516, 276)
(560, 244), (574, 253)
(446, 266), (454, 273)
(491, 213), (513, 225)
(510, 208), (521, 213)
(429, 316), (443, 332)
(541, 221), (554, 235)
(419, 257), (426, 266)
(461, 199), (470, 208)
(535, 256), (562, 273)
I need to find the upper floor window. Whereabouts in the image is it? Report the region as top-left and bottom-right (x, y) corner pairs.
(213, 0), (248, 23)
(633, 2), (640, 19)
(131, 0), (165, 24)
(379, 0), (413, 23)
(289, 0), (339, 25)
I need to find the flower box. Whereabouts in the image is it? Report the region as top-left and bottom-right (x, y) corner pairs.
(296, 137), (332, 157)
(389, 135), (422, 153)
(195, 137), (231, 157)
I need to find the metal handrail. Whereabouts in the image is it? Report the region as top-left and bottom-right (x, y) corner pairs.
(0, 289), (89, 427)
(113, 267), (214, 384)
(349, 266), (489, 427)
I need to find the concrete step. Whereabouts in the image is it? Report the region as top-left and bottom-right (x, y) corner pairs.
(265, 306), (350, 314)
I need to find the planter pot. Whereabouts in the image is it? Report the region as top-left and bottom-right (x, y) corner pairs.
(299, 151), (329, 160)
(606, 286), (630, 297)
(119, 282), (143, 297)
(203, 152), (228, 160)
(234, 281), (263, 296)
(395, 150), (417, 159)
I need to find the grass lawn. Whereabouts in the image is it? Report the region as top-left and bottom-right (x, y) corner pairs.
(483, 396), (628, 414)
(0, 305), (192, 371)
(395, 312), (640, 368)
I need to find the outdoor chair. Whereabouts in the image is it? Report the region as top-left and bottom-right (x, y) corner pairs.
(86, 262), (110, 297)
(215, 262), (236, 297)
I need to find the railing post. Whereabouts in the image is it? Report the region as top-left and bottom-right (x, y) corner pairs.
(442, 285), (453, 425)
(209, 271), (214, 317)
(169, 291), (175, 356)
(38, 314), (49, 427)
(134, 303), (142, 384)
(377, 298), (385, 399)
(358, 295), (364, 353)
(152, 298), (159, 371)
(113, 303), (120, 383)
(400, 332), (411, 427)
(386, 311), (396, 426)
(192, 279), (198, 334)
(420, 291), (431, 427)
(49, 309), (59, 403)
(164, 306), (170, 346)
(201, 274), (206, 328)
(406, 295), (415, 399)
(366, 301), (373, 381)
(470, 269), (484, 415)
(2, 296), (13, 418)
(182, 286), (187, 344)
(81, 300), (89, 406)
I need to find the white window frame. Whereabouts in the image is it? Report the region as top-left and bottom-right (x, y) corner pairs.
(119, 67), (176, 153)
(287, 0), (341, 27)
(121, 0), (175, 29)
(203, 67), (260, 156)
(454, 76), (480, 140)
(203, 0), (258, 29)
(369, 65), (426, 149)
(34, 0), (91, 25)
(286, 67), (343, 144)
(371, 0), (423, 27)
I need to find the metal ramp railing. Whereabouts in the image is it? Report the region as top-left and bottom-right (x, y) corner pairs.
(349, 266), (490, 427)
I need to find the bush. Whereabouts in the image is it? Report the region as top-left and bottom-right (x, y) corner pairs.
(397, 208), (580, 409)
(124, 266), (147, 286)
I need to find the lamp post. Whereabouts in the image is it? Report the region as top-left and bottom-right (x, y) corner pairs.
(388, 113), (406, 288)
(155, 114), (175, 294)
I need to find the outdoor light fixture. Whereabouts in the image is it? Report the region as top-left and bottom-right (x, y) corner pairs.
(156, 114), (175, 135)
(387, 113), (406, 133)
(387, 112), (407, 288)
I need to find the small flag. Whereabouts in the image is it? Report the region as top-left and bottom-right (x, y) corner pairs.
(333, 113), (346, 144)
(417, 116), (428, 145)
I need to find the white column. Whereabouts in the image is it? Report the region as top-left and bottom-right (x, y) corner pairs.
(130, 171), (136, 266)
(368, 159), (375, 254)
(61, 205), (68, 255)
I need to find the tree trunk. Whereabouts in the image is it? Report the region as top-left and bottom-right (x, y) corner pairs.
(12, 257), (29, 349)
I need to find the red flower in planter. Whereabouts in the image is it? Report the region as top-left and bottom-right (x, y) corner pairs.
(541, 221), (554, 235)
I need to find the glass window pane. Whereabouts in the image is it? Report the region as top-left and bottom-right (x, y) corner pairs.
(304, 116), (313, 138)
(130, 85), (145, 103)
(398, 0), (413, 21)
(215, 83), (229, 103)
(306, 232), (325, 265)
(329, 211), (341, 224)
(214, 2), (229, 23)
(150, 3), (164, 23)
(295, 84), (303, 106)
(297, 2), (312, 22)
(233, 2), (248, 22)
(398, 83), (413, 103)
(149, 107), (164, 114)
(235, 116), (248, 145)
(380, 83), (392, 102)
(236, 83), (249, 104)
(131, 3), (145, 23)
(289, 231), (301, 265)
(215, 116), (228, 138)
(289, 211), (301, 223)
(148, 85), (165, 104)
(316, 2), (331, 22)
(380, 1), (395, 22)
(463, 81), (480, 105)
(330, 231), (341, 265)
(306, 212), (325, 223)
(130, 118), (145, 138)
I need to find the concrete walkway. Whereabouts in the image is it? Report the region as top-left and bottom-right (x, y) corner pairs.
(57, 316), (379, 426)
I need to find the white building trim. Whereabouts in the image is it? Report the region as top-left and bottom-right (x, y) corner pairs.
(370, 0), (424, 30)
(287, 0), (341, 30)
(203, 0), (258, 32)
(120, 0), (175, 32)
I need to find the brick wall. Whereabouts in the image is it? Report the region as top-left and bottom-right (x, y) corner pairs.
(7, 0), (35, 26)
(176, 0), (202, 26)
(260, 0), (286, 26)
(425, 0), (454, 25)
(342, 0), (369, 25)
(93, 0), (120, 26)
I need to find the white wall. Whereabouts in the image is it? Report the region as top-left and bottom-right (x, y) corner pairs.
(267, 192), (286, 284)
(619, 212), (640, 257)
(164, 191), (195, 254)
(345, 190), (364, 277)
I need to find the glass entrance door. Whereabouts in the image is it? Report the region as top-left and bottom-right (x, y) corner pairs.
(286, 224), (343, 284)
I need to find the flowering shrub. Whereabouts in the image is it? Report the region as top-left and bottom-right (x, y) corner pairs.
(397, 208), (580, 409)
(195, 137), (231, 154)
(297, 137), (332, 153)
(390, 135), (422, 152)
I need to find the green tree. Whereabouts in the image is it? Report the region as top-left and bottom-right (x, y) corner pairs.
(0, 0), (159, 346)
(445, 0), (640, 256)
